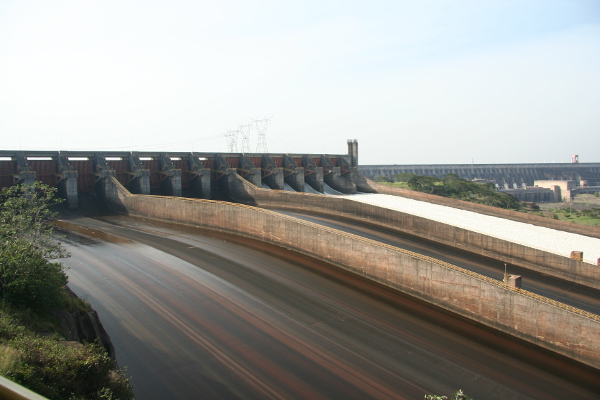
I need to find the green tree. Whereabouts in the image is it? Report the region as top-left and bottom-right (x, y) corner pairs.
(0, 182), (69, 314)
(407, 175), (441, 194)
(392, 172), (417, 182)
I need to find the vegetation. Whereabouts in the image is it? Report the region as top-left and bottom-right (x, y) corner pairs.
(0, 308), (133, 400)
(0, 183), (133, 400)
(393, 172), (417, 182)
(376, 173), (521, 209)
(534, 194), (600, 227)
(0, 182), (69, 314)
(424, 389), (473, 400)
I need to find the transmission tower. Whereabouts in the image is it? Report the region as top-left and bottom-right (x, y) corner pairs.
(240, 124), (252, 153)
(224, 130), (239, 153)
(255, 118), (270, 153)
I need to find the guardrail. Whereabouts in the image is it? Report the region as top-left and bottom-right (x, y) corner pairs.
(0, 376), (48, 400)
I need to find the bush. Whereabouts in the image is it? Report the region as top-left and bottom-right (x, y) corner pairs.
(425, 389), (473, 400)
(5, 334), (133, 400)
(0, 183), (134, 398)
(0, 183), (69, 314)
(0, 308), (133, 400)
(406, 174), (521, 209)
(392, 172), (417, 182)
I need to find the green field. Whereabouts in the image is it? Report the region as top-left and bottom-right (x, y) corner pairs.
(524, 194), (600, 227)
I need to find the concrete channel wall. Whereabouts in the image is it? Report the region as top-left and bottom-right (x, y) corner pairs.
(354, 175), (600, 239)
(102, 176), (600, 369)
(211, 172), (600, 290)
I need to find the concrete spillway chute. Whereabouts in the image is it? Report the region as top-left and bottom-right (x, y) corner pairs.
(303, 182), (321, 194)
(323, 183), (344, 195)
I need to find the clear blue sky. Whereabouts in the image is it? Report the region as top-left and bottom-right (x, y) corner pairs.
(1, 0), (598, 165)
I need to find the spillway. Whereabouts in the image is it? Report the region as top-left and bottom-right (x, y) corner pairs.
(337, 193), (600, 264)
(304, 182), (321, 194)
(323, 183), (344, 195)
(60, 214), (600, 400)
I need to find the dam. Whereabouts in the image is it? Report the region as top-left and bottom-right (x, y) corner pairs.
(359, 162), (600, 188)
(1, 141), (600, 398)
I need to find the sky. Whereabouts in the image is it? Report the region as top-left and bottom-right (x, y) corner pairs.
(0, 0), (599, 165)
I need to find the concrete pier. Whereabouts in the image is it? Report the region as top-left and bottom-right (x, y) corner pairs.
(14, 153), (36, 185)
(127, 152), (150, 195)
(323, 155), (357, 194)
(262, 155), (284, 190)
(159, 153), (182, 197)
(303, 156), (324, 193)
(56, 152), (79, 209)
(283, 155), (305, 192)
(238, 155), (262, 187)
(188, 153), (211, 199)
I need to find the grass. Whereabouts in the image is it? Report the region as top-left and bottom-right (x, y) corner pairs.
(376, 181), (410, 189)
(525, 194), (600, 227)
(0, 301), (133, 400)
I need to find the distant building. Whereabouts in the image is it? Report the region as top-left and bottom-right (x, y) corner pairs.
(534, 180), (577, 202)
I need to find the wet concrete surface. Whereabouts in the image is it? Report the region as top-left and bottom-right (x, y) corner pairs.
(58, 214), (600, 400)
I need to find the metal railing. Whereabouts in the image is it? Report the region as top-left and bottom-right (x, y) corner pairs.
(0, 376), (48, 400)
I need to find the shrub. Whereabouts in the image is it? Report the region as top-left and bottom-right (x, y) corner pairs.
(5, 335), (133, 400)
(425, 389), (473, 400)
(0, 183), (69, 314)
(0, 308), (133, 400)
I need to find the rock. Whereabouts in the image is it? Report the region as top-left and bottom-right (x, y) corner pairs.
(53, 289), (117, 366)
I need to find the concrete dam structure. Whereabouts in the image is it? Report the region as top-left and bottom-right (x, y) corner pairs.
(0, 141), (361, 210)
(93, 174), (600, 370)
(359, 162), (600, 187)
(2, 141), (600, 371)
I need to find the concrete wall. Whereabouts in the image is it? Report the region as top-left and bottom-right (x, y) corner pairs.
(102, 175), (600, 370)
(498, 188), (555, 203)
(218, 174), (600, 290)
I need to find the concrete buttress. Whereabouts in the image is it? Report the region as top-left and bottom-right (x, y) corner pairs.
(159, 153), (182, 197)
(303, 156), (324, 193)
(283, 154), (305, 192)
(57, 152), (79, 209)
(262, 155), (284, 190)
(188, 153), (211, 199)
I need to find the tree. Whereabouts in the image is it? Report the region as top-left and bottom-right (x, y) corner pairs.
(392, 172), (417, 182)
(407, 175), (441, 194)
(0, 182), (69, 314)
